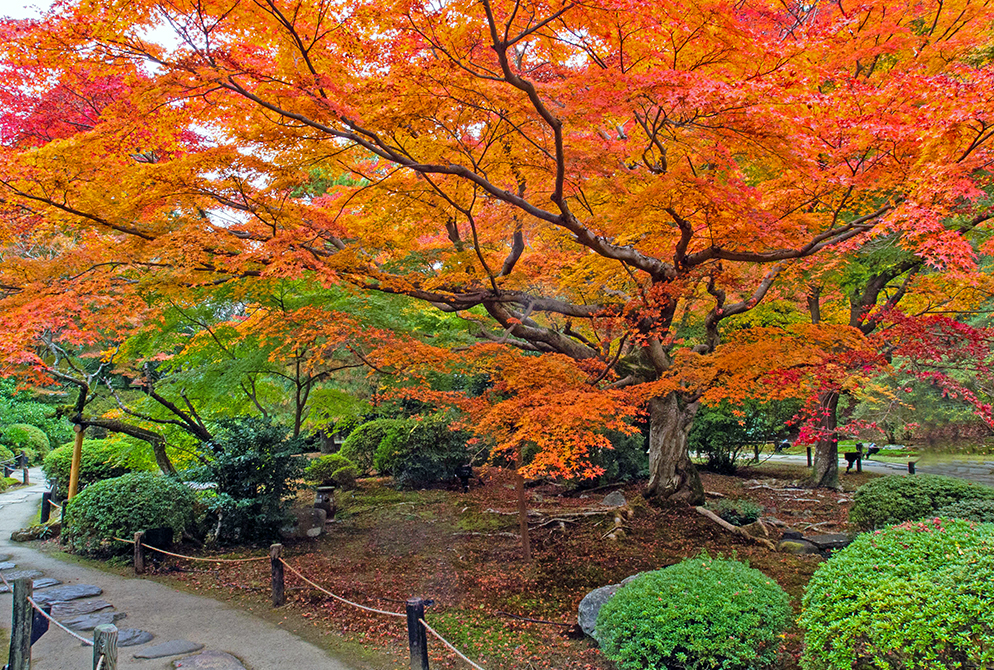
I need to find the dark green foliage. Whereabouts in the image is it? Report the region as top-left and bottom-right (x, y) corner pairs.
(934, 498), (994, 523)
(0, 378), (72, 450)
(689, 399), (798, 474)
(63, 472), (196, 556)
(374, 415), (469, 489)
(0, 476), (18, 492)
(849, 474), (994, 530)
(800, 518), (994, 669)
(706, 498), (763, 526)
(305, 453), (359, 489)
(597, 556), (792, 670)
(42, 440), (152, 499)
(184, 417), (305, 544)
(586, 428), (649, 485)
(0, 444), (14, 465)
(1, 424), (50, 464)
(340, 418), (405, 475)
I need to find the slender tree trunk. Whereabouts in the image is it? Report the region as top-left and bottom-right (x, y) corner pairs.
(644, 394), (704, 505)
(515, 449), (531, 562)
(809, 391), (840, 489)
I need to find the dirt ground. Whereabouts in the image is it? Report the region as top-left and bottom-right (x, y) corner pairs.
(139, 463), (881, 670)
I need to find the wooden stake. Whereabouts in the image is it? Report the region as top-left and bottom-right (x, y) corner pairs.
(406, 598), (430, 670)
(270, 544), (284, 607)
(134, 531), (146, 575)
(9, 578), (33, 670)
(93, 624), (118, 670)
(68, 424), (84, 500)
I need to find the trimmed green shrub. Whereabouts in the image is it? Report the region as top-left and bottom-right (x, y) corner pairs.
(934, 498), (994, 523)
(305, 453), (359, 489)
(0, 444), (14, 465)
(849, 474), (994, 530)
(597, 556), (792, 670)
(0, 476), (18, 492)
(582, 428), (649, 486)
(1, 424), (49, 463)
(339, 418), (404, 475)
(706, 498), (763, 526)
(63, 472), (196, 556)
(800, 518), (994, 669)
(42, 440), (153, 499)
(184, 417), (305, 544)
(374, 415), (469, 489)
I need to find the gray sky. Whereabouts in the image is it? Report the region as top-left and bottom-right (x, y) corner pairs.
(0, 0), (48, 19)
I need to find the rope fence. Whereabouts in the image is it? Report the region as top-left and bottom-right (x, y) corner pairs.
(4, 564), (119, 669)
(103, 534), (488, 669)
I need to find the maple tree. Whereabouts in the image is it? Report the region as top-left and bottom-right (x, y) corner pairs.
(2, 0), (994, 505)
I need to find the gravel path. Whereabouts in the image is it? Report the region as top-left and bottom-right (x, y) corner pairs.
(1, 470), (358, 670)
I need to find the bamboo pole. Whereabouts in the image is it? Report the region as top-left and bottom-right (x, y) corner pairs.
(68, 424), (84, 500)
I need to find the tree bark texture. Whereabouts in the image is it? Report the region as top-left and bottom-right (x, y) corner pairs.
(809, 391), (840, 489)
(645, 394), (704, 505)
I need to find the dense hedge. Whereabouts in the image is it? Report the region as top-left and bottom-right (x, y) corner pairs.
(849, 474), (994, 530)
(63, 472), (196, 556)
(304, 453), (359, 489)
(597, 556), (792, 670)
(42, 440), (152, 499)
(374, 415), (469, 489)
(339, 418), (405, 475)
(0, 444), (14, 465)
(800, 518), (994, 669)
(1, 423), (50, 464)
(934, 498), (994, 523)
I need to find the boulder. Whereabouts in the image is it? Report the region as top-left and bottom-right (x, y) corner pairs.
(284, 507), (327, 539)
(776, 539), (821, 555)
(803, 533), (852, 552)
(578, 584), (621, 641)
(602, 491), (627, 508)
(740, 520), (770, 538)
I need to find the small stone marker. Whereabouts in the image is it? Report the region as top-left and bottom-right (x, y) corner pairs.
(32, 584), (103, 605)
(173, 650), (247, 669)
(117, 629), (154, 647)
(601, 491), (627, 507)
(61, 610), (126, 631)
(52, 599), (114, 617)
(133, 640), (205, 659)
(293, 507), (327, 538)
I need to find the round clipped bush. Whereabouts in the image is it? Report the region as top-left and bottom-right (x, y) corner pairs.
(597, 556), (792, 670)
(800, 518), (994, 669)
(339, 418), (404, 474)
(849, 474), (994, 530)
(63, 472), (196, 556)
(305, 453), (359, 489)
(1, 424), (50, 463)
(0, 444), (15, 465)
(934, 498), (994, 523)
(42, 439), (153, 499)
(374, 415), (469, 489)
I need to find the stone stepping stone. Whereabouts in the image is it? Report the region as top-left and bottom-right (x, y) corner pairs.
(174, 651), (246, 669)
(61, 610), (126, 632)
(117, 629), (154, 647)
(0, 554), (10, 562)
(0, 570), (43, 591)
(0, 561), (16, 570)
(52, 599), (114, 618)
(134, 640), (204, 659)
(32, 578), (61, 590)
(32, 584), (103, 605)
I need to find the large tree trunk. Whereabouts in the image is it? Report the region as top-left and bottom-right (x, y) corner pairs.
(809, 391), (840, 489)
(644, 394), (704, 505)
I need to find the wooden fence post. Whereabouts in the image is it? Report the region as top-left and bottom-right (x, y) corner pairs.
(806, 447), (812, 467)
(93, 623), (118, 670)
(406, 597), (430, 670)
(270, 544), (284, 607)
(134, 531), (146, 575)
(908, 461), (917, 474)
(856, 444), (863, 473)
(41, 491), (52, 524)
(8, 578), (33, 670)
